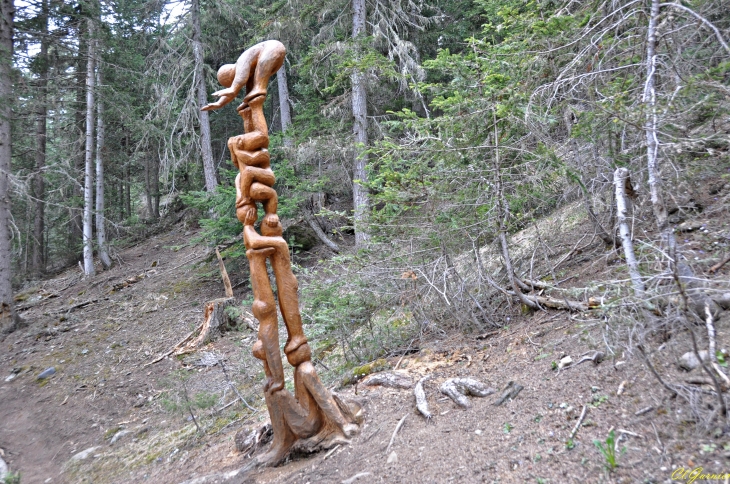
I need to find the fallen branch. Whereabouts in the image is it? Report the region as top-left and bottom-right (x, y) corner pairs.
(144, 298), (235, 367)
(569, 405), (588, 440)
(573, 350), (605, 367)
(110, 273), (146, 292)
(709, 253), (730, 273)
(385, 414), (408, 454)
(218, 358), (256, 412)
(342, 472), (372, 484)
(493, 381), (524, 406)
(143, 323), (203, 367)
(52, 298), (102, 314)
(705, 303), (730, 387)
(637, 345), (678, 397)
(685, 377), (729, 391)
(506, 291), (589, 312)
(635, 406), (654, 416)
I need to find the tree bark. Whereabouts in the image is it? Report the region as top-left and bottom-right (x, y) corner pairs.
(0, 0), (16, 334)
(124, 135), (131, 218)
(276, 66), (293, 148)
(644, 0), (675, 256)
(144, 153), (153, 218)
(191, 0), (216, 193)
(70, 22), (87, 257)
(351, 0), (370, 246)
(31, 0), (49, 276)
(82, 21), (96, 277)
(614, 168), (644, 297)
(95, 63), (111, 269)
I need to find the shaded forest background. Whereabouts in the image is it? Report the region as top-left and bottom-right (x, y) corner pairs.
(1, 0), (730, 403)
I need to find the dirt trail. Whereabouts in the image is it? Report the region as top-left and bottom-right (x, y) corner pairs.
(1, 213), (729, 483)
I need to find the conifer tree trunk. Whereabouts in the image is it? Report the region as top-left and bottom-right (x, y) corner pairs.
(31, 0), (49, 276)
(95, 65), (111, 270)
(0, 0), (16, 333)
(70, 28), (87, 257)
(277, 66), (293, 147)
(192, 0), (216, 192)
(351, 0), (370, 246)
(144, 153), (154, 218)
(82, 22), (96, 277)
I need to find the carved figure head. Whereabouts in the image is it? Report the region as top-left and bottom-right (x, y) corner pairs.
(217, 64), (236, 87)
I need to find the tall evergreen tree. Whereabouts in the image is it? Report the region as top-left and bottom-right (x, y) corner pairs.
(31, 0), (48, 276)
(0, 0), (16, 333)
(82, 18), (96, 276)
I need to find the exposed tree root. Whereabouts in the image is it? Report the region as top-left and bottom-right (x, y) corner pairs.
(414, 375), (432, 420)
(440, 378), (495, 408)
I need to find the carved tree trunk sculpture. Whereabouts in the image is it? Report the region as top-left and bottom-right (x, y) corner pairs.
(201, 40), (361, 467)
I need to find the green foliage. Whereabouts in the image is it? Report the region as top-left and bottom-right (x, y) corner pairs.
(3, 471), (21, 484)
(193, 392), (218, 410)
(594, 430), (625, 471)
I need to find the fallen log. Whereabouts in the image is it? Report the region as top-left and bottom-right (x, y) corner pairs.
(506, 291), (589, 311)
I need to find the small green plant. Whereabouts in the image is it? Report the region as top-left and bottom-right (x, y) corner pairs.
(534, 414), (543, 423)
(533, 453), (542, 462)
(551, 361), (558, 370)
(565, 439), (576, 450)
(4, 470), (21, 484)
(716, 350), (727, 367)
(194, 392), (218, 410)
(594, 430), (624, 471)
(503, 422), (514, 434)
(590, 395), (609, 407)
(700, 443), (717, 453)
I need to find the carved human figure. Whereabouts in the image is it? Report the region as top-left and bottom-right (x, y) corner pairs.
(201, 40), (359, 467)
(201, 40), (286, 113)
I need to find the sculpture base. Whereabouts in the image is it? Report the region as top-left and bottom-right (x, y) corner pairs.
(252, 384), (363, 467)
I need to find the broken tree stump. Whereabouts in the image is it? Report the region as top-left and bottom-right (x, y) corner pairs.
(173, 297), (236, 355)
(145, 297), (236, 366)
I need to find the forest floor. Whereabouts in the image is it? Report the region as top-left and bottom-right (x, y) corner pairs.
(2, 184), (730, 484)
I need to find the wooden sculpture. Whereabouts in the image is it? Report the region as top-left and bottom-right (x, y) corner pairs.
(202, 40), (360, 466)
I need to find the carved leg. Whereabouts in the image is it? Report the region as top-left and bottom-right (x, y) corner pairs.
(247, 247), (285, 394)
(269, 251), (307, 356)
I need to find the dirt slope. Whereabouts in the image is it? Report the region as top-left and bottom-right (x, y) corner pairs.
(1, 209), (729, 484)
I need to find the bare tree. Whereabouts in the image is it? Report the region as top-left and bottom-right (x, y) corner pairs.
(614, 168), (644, 298)
(0, 0), (16, 333)
(95, 64), (111, 270)
(643, 0), (675, 257)
(82, 19), (96, 277)
(192, 0), (216, 193)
